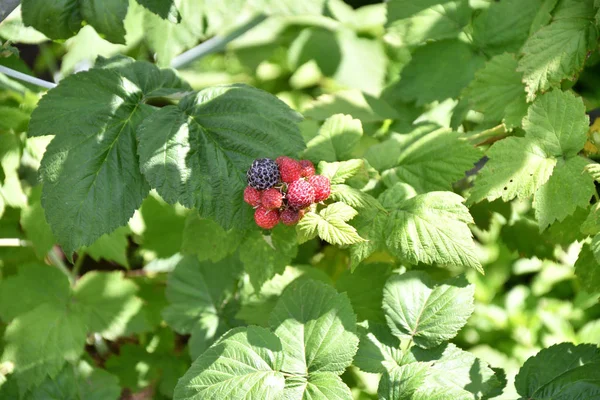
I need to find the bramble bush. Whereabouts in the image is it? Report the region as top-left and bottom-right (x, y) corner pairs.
(0, 0), (599, 399)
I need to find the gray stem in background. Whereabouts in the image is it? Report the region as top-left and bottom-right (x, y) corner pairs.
(0, 0), (20, 24)
(170, 14), (267, 69)
(0, 65), (56, 88)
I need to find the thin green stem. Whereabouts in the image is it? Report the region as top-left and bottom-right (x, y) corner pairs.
(466, 124), (508, 146)
(47, 247), (75, 285)
(170, 14), (267, 69)
(72, 252), (86, 278)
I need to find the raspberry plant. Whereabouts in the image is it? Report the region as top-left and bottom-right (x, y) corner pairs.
(0, 0), (599, 399)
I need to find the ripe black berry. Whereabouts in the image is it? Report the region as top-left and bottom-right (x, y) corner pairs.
(247, 158), (280, 190)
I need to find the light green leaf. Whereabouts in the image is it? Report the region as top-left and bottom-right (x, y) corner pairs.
(387, 1), (471, 45)
(236, 265), (332, 326)
(581, 204), (600, 235)
(385, 192), (482, 272)
(586, 163), (600, 183)
(239, 225), (298, 290)
(30, 360), (120, 400)
(574, 243), (600, 293)
(163, 255), (242, 356)
(284, 373), (353, 400)
(395, 39), (485, 106)
(318, 159), (365, 184)
(462, 53), (527, 129)
(365, 127), (480, 193)
(518, 18), (598, 100)
(354, 322), (402, 374)
(468, 137), (556, 204)
(529, 0), (560, 34)
(73, 271), (142, 340)
(386, 0), (455, 21)
(303, 90), (400, 122)
(137, 84), (304, 230)
(173, 326), (285, 400)
(336, 263), (392, 323)
(84, 226), (130, 268)
(1, 303), (87, 393)
(403, 343), (505, 399)
(30, 60), (189, 256)
(297, 202), (364, 246)
(378, 362), (429, 400)
(269, 280), (359, 375)
(471, 0), (541, 55)
(304, 114), (362, 163)
(21, 0), (83, 40)
(0, 263), (70, 322)
(80, 0), (128, 44)
(522, 90), (589, 157)
(383, 271), (474, 348)
(19, 189), (55, 260)
(136, 0), (180, 22)
(329, 184), (382, 210)
(515, 343), (600, 399)
(181, 213), (241, 262)
(533, 157), (595, 229)
(138, 194), (187, 258)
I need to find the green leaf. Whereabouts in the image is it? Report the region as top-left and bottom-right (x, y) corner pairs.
(582, 205), (600, 236)
(400, 343), (505, 399)
(518, 18), (598, 100)
(1, 303), (87, 393)
(382, 271), (474, 348)
(303, 90), (400, 122)
(329, 184), (382, 211)
(137, 84), (304, 230)
(297, 202), (365, 246)
(84, 226), (130, 268)
(387, 1), (471, 45)
(386, 0), (456, 21)
(533, 157), (595, 229)
(462, 53), (527, 129)
(29, 60), (189, 256)
(318, 159), (365, 185)
(304, 114), (363, 163)
(29, 360), (120, 400)
(284, 373), (353, 400)
(73, 271), (142, 340)
(138, 194), (187, 258)
(468, 137), (556, 204)
(522, 90), (589, 157)
(237, 265), (332, 326)
(471, 0), (541, 55)
(395, 39), (485, 106)
(21, 0), (83, 40)
(269, 280), (359, 375)
(354, 322), (402, 374)
(19, 188), (55, 259)
(136, 0), (180, 22)
(378, 362), (429, 400)
(336, 263), (392, 323)
(574, 243), (600, 293)
(0, 263), (70, 322)
(181, 213), (241, 262)
(239, 225), (298, 291)
(384, 191), (482, 272)
(163, 255), (242, 357)
(365, 127), (480, 192)
(80, 0), (128, 44)
(515, 343), (600, 399)
(173, 326), (285, 400)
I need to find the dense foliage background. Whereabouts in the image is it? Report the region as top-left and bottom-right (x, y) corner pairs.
(0, 0), (599, 399)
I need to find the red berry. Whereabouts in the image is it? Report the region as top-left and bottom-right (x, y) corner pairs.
(244, 186), (261, 207)
(280, 208), (303, 226)
(276, 156), (293, 166)
(261, 188), (283, 210)
(279, 158), (302, 183)
(254, 207), (280, 229)
(308, 175), (330, 202)
(299, 160), (315, 177)
(287, 179), (315, 209)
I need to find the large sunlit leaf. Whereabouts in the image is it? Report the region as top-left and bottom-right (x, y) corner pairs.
(382, 271), (474, 348)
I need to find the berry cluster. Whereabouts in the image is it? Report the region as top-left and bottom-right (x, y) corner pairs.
(244, 157), (331, 229)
